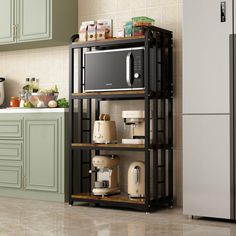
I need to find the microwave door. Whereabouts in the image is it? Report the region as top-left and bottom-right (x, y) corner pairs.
(85, 50), (129, 91)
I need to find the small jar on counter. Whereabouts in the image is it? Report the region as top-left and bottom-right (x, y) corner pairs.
(10, 97), (20, 107)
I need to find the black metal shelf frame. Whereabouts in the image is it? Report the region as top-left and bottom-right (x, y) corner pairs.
(68, 26), (173, 212)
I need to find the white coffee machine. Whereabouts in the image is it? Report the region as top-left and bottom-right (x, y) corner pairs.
(0, 78), (5, 108)
(122, 110), (152, 144)
(89, 155), (120, 196)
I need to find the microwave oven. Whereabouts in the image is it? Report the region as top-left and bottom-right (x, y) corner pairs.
(84, 47), (144, 92)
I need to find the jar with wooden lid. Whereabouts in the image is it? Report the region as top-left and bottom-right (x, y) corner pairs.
(10, 97), (20, 107)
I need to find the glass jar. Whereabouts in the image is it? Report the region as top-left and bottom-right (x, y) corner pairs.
(10, 97), (20, 107)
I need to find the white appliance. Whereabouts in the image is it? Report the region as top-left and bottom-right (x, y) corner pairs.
(183, 0), (234, 219)
(122, 110), (152, 144)
(89, 155), (120, 196)
(0, 78), (5, 108)
(93, 114), (117, 144)
(128, 161), (145, 198)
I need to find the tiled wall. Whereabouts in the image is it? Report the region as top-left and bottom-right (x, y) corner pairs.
(0, 0), (183, 206)
(0, 46), (69, 104)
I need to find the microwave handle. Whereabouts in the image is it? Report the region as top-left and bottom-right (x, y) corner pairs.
(126, 52), (133, 87)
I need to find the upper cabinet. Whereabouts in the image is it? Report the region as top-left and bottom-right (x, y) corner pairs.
(0, 0), (78, 50)
(17, 0), (51, 43)
(0, 0), (16, 44)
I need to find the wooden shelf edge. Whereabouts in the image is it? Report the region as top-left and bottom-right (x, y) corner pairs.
(72, 193), (145, 205)
(71, 143), (145, 149)
(72, 90), (146, 97)
(72, 36), (145, 45)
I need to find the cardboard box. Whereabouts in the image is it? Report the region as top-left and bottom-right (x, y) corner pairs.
(97, 22), (106, 40)
(79, 21), (96, 42)
(87, 24), (97, 41)
(97, 19), (113, 39)
(79, 24), (88, 42)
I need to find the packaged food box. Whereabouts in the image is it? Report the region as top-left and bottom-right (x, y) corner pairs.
(133, 26), (146, 36)
(97, 19), (113, 38)
(88, 23), (97, 41)
(131, 16), (155, 27)
(79, 24), (88, 42)
(97, 22), (106, 40)
(116, 28), (125, 38)
(124, 21), (133, 37)
(79, 21), (95, 42)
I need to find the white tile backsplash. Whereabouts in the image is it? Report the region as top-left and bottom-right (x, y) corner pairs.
(0, 0), (183, 206)
(0, 46), (69, 105)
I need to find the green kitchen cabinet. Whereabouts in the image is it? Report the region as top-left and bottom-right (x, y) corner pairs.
(0, 109), (68, 202)
(17, 0), (51, 43)
(0, 0), (78, 50)
(0, 0), (15, 44)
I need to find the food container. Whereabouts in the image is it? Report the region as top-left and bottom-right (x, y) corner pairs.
(97, 22), (106, 40)
(28, 92), (59, 107)
(79, 24), (88, 42)
(97, 19), (113, 39)
(133, 26), (146, 36)
(116, 28), (124, 38)
(124, 21), (133, 37)
(87, 24), (97, 41)
(79, 21), (95, 42)
(131, 16), (155, 27)
(10, 97), (20, 107)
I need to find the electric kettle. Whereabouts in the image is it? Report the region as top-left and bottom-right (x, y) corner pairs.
(0, 78), (5, 108)
(128, 161), (145, 198)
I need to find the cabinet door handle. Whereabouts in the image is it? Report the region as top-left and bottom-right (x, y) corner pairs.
(221, 1), (226, 22)
(22, 176), (26, 189)
(12, 25), (17, 39)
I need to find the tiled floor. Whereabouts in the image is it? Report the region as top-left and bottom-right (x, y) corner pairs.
(0, 197), (235, 236)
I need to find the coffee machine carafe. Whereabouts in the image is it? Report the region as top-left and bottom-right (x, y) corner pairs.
(0, 78), (5, 108)
(89, 155), (120, 196)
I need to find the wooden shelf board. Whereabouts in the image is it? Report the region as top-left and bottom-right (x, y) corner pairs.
(72, 36), (145, 45)
(72, 193), (145, 205)
(71, 143), (145, 149)
(72, 90), (145, 97)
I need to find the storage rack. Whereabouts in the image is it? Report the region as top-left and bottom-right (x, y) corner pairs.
(68, 26), (173, 212)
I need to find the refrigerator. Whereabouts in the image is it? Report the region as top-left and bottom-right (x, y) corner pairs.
(183, 0), (235, 219)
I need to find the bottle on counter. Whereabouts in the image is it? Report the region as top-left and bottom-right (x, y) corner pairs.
(23, 78), (30, 92)
(30, 77), (39, 93)
(19, 91), (25, 108)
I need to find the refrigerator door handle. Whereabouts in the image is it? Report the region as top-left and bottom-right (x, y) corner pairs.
(221, 1), (226, 22)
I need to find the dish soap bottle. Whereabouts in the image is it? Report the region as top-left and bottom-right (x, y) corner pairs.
(31, 77), (39, 92)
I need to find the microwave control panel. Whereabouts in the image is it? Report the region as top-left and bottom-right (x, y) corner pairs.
(132, 50), (144, 81)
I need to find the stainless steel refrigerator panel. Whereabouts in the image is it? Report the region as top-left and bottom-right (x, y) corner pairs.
(183, 114), (231, 219)
(183, 0), (233, 114)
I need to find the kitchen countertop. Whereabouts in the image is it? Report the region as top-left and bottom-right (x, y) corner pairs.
(0, 108), (68, 113)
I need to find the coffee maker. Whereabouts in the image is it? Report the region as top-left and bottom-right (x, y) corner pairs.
(0, 78), (5, 108)
(122, 110), (152, 144)
(89, 155), (120, 196)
